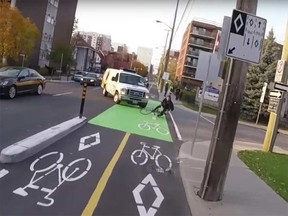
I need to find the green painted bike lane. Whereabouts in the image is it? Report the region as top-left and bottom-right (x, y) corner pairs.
(88, 100), (173, 142)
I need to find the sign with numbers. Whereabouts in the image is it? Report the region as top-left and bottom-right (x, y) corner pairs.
(225, 9), (267, 64)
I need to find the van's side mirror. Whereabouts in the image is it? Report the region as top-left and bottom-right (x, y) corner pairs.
(111, 77), (116, 81)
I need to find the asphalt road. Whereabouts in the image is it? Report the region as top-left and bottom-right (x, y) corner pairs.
(0, 81), (191, 216)
(0, 82), (112, 149)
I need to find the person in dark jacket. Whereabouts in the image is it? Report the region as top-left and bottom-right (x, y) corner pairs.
(164, 82), (169, 96)
(152, 94), (174, 117)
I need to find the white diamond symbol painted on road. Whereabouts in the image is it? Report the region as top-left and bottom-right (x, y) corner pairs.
(78, 133), (101, 151)
(132, 174), (164, 216)
(234, 14), (244, 33)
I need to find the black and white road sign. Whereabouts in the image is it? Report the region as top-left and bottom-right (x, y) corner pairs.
(268, 98), (280, 113)
(269, 90), (282, 99)
(274, 82), (288, 93)
(225, 9), (267, 64)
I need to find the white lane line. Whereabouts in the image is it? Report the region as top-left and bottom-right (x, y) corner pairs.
(169, 111), (183, 141)
(200, 115), (215, 125)
(53, 92), (73, 97)
(0, 169), (9, 179)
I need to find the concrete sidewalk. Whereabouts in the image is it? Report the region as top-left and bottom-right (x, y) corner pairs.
(157, 88), (288, 216)
(179, 140), (288, 216)
(161, 89), (288, 136)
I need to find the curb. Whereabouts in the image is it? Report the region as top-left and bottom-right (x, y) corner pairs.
(0, 117), (87, 163)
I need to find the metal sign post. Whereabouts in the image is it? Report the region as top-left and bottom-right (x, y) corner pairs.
(256, 82), (267, 124)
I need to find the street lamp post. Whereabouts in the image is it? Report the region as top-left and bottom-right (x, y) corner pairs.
(156, 0), (180, 92)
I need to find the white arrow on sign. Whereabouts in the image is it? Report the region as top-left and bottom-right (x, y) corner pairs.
(78, 133), (101, 151)
(274, 82), (288, 92)
(269, 91), (282, 98)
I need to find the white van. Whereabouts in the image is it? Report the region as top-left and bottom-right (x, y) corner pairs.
(101, 68), (149, 108)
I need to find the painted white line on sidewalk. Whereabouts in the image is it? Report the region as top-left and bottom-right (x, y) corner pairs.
(53, 92), (72, 97)
(169, 111), (183, 141)
(200, 115), (215, 125)
(0, 169), (9, 179)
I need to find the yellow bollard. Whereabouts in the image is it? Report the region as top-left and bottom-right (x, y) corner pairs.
(263, 112), (277, 152)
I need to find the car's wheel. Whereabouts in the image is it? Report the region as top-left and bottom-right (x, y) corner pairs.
(8, 86), (17, 99)
(139, 103), (147, 108)
(36, 84), (43, 95)
(102, 88), (108, 96)
(113, 92), (120, 104)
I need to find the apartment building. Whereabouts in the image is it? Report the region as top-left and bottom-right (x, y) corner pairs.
(11, 0), (78, 68)
(111, 42), (128, 53)
(77, 31), (112, 54)
(176, 19), (221, 86)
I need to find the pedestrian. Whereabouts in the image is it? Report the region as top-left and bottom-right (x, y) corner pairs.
(175, 87), (181, 100)
(151, 94), (174, 117)
(164, 82), (169, 96)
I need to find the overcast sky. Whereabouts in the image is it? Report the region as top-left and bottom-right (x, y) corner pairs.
(75, 0), (288, 64)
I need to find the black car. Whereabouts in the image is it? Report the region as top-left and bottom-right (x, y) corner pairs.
(80, 72), (101, 86)
(0, 66), (46, 99)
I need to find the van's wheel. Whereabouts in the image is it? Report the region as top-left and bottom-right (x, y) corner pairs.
(113, 92), (120, 104)
(102, 88), (108, 96)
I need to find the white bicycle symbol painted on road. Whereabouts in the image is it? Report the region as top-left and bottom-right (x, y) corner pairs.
(138, 122), (169, 135)
(13, 151), (91, 207)
(131, 142), (172, 172)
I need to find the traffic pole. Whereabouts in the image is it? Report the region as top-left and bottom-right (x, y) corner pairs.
(79, 83), (87, 118)
(263, 19), (288, 152)
(198, 0), (258, 201)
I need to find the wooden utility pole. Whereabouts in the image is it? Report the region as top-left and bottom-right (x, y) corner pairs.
(198, 0), (258, 201)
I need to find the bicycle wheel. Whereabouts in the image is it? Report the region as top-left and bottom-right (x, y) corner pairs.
(62, 158), (92, 182)
(131, 150), (148, 166)
(155, 154), (172, 172)
(30, 152), (63, 172)
(140, 107), (153, 115)
(138, 123), (150, 130)
(156, 127), (169, 135)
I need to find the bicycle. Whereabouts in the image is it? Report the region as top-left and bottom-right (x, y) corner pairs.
(138, 121), (169, 135)
(131, 142), (172, 172)
(140, 106), (166, 116)
(13, 151), (92, 207)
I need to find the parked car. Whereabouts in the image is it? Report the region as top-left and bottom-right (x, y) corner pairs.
(72, 71), (85, 82)
(80, 72), (101, 86)
(0, 66), (46, 99)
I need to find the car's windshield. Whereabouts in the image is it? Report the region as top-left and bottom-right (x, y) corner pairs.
(119, 73), (145, 87)
(85, 73), (98, 78)
(0, 67), (21, 77)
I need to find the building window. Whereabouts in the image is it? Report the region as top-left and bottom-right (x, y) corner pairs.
(51, 17), (55, 25)
(46, 14), (51, 23)
(54, 0), (59, 7)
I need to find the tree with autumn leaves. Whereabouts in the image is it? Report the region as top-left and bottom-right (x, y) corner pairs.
(131, 60), (149, 77)
(0, 1), (40, 66)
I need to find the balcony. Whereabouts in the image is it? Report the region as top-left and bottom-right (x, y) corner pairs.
(186, 51), (199, 57)
(191, 30), (215, 39)
(184, 61), (197, 69)
(182, 72), (195, 78)
(188, 39), (214, 50)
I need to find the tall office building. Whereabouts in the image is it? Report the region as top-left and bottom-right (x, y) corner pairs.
(176, 19), (221, 86)
(137, 47), (153, 69)
(12, 0), (78, 68)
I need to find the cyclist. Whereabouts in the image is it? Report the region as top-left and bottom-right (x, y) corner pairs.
(152, 94), (174, 117)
